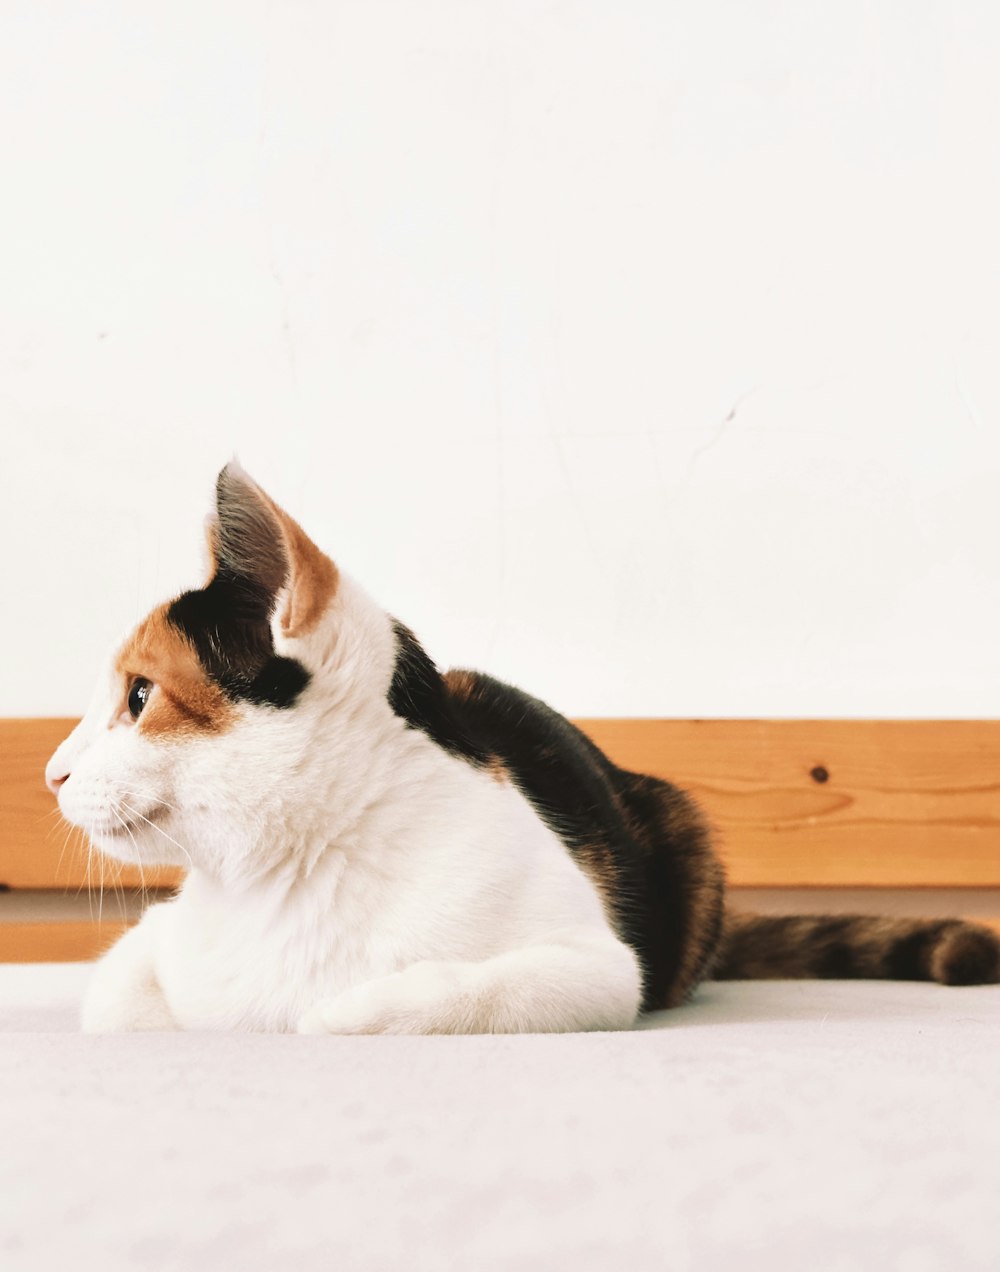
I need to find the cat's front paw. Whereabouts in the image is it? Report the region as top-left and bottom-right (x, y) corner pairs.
(297, 962), (467, 1035)
(81, 976), (177, 1033)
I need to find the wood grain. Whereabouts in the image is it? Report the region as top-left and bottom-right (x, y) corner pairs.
(2, 717), (999, 890)
(578, 719), (1000, 887)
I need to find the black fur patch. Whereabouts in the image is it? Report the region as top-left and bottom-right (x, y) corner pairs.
(817, 939), (857, 978)
(387, 630), (721, 1012)
(935, 925), (1000, 985)
(453, 675), (721, 1011)
(387, 622), (491, 764)
(884, 923), (947, 981)
(167, 570), (310, 709)
(810, 915), (861, 978)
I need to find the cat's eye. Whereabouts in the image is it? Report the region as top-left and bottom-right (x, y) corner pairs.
(127, 678), (152, 721)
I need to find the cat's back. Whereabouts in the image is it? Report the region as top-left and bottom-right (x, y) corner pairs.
(442, 668), (725, 1010)
(443, 668), (625, 819)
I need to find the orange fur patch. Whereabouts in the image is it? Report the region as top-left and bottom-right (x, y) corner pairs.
(115, 607), (235, 737)
(254, 488), (339, 639)
(443, 669), (477, 702)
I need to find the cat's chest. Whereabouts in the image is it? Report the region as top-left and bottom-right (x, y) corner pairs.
(148, 785), (604, 1031)
(154, 872), (402, 1032)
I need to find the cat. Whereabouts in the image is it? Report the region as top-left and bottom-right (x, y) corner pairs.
(46, 463), (1000, 1033)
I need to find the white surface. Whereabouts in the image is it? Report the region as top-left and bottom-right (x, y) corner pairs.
(2, 965), (1000, 1270)
(4, 3), (1000, 717)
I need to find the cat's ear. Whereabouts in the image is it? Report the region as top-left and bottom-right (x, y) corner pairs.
(208, 461), (339, 639)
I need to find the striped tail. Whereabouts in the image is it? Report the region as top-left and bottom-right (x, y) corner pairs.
(713, 912), (1000, 986)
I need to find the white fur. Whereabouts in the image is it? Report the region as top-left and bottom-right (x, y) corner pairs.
(48, 570), (642, 1035)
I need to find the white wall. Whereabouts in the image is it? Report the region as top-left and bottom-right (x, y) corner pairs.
(3, 1), (999, 718)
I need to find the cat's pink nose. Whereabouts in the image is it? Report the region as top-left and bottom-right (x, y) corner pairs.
(46, 770), (70, 796)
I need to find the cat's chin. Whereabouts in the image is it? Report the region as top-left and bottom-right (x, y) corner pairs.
(90, 837), (184, 870)
(87, 809), (183, 868)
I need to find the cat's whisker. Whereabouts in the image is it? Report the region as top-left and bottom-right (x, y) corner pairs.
(110, 799), (146, 900)
(79, 826), (95, 902)
(42, 806), (75, 875)
(83, 819), (97, 924)
(68, 823), (92, 898)
(54, 818), (76, 887)
(109, 804), (143, 920)
(113, 798), (148, 920)
(118, 785), (190, 897)
(119, 786), (184, 817)
(69, 824), (87, 901)
(91, 815), (120, 926)
(97, 820), (106, 927)
(119, 801), (195, 870)
(77, 826), (88, 913)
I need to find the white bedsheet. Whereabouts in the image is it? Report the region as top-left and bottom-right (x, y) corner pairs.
(2, 965), (998, 1271)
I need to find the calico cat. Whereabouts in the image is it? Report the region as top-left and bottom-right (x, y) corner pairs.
(46, 464), (1000, 1033)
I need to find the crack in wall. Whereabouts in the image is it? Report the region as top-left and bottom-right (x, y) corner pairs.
(683, 386), (756, 485)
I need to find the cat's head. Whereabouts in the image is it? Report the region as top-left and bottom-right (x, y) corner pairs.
(45, 462), (397, 880)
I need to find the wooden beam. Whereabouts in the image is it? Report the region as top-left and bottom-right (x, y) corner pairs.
(0, 921), (129, 963)
(576, 719), (1000, 886)
(3, 717), (1000, 890)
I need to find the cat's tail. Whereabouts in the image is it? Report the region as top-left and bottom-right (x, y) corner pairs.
(712, 911), (1000, 985)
